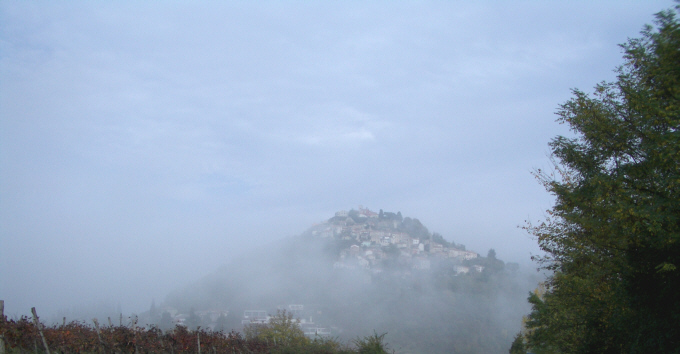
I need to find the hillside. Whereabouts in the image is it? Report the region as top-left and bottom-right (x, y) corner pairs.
(159, 207), (539, 354)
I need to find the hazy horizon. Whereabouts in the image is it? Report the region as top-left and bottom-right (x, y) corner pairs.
(1, 1), (673, 319)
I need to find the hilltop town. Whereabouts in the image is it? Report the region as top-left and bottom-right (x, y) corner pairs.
(151, 207), (491, 335)
(307, 206), (482, 274)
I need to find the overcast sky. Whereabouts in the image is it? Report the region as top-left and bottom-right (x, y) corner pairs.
(1, 1), (672, 317)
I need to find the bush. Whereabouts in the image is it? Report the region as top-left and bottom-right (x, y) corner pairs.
(353, 331), (391, 354)
(244, 309), (309, 347)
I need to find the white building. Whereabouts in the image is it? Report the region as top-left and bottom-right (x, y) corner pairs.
(242, 310), (269, 325)
(454, 265), (470, 275)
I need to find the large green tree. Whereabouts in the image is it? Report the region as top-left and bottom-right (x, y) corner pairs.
(522, 4), (680, 353)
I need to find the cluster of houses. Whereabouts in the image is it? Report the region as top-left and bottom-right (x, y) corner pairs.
(310, 207), (483, 274)
(153, 307), (229, 331)
(241, 304), (332, 337)
(153, 305), (332, 337)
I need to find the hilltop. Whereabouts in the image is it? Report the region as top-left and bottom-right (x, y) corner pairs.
(306, 207), (482, 274)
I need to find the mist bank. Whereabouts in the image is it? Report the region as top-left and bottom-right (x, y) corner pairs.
(160, 209), (543, 353)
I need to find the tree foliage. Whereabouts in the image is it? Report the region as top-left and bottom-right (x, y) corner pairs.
(509, 332), (526, 354)
(522, 4), (680, 353)
(244, 310), (309, 348)
(352, 331), (391, 354)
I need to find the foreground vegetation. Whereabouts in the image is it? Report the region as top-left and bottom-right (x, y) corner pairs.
(514, 3), (680, 354)
(0, 310), (391, 354)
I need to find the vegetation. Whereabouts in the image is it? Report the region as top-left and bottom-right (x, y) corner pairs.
(352, 332), (391, 354)
(399, 217), (430, 240)
(518, 4), (680, 353)
(244, 310), (309, 348)
(0, 312), (388, 354)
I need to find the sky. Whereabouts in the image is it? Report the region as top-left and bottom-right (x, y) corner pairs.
(0, 0), (673, 318)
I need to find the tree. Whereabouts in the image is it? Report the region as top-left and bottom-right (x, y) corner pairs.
(214, 313), (228, 333)
(523, 5), (680, 353)
(432, 232), (452, 248)
(159, 311), (174, 332)
(483, 249), (504, 273)
(148, 299), (158, 325)
(509, 333), (526, 354)
(243, 310), (309, 348)
(186, 308), (201, 330)
(353, 331), (390, 354)
(201, 312), (214, 329)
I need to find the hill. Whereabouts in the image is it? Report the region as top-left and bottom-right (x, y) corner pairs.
(160, 207), (539, 354)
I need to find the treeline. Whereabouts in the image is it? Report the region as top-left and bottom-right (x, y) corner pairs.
(0, 307), (390, 354)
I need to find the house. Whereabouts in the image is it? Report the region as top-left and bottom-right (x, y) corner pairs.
(320, 228), (333, 238)
(242, 310), (269, 325)
(390, 232), (409, 244)
(448, 248), (465, 258)
(358, 207), (379, 218)
(454, 265), (470, 275)
(332, 225), (342, 234)
(358, 230), (370, 241)
(370, 230), (386, 243)
(286, 305), (304, 317)
(303, 327), (331, 337)
(449, 249), (478, 260)
(196, 310), (228, 324)
(463, 251), (478, 260)
(174, 314), (187, 326)
(350, 244), (361, 256)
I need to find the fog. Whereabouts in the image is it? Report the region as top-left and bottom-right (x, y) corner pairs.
(0, 0), (671, 346)
(161, 212), (545, 352)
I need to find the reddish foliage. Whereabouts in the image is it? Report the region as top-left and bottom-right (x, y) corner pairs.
(0, 317), (280, 353)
